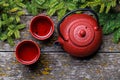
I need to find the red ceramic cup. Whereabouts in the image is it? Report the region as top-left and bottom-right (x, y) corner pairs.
(15, 40), (40, 65)
(30, 15), (54, 40)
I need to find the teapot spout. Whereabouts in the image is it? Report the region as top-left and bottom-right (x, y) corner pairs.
(55, 37), (64, 46)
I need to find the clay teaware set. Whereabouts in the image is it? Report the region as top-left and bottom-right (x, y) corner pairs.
(15, 8), (102, 65)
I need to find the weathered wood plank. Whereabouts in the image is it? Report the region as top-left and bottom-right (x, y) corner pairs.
(0, 52), (120, 80)
(0, 16), (120, 53)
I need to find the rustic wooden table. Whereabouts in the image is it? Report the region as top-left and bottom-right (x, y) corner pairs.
(0, 16), (120, 80)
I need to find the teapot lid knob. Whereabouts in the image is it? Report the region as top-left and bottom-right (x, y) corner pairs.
(79, 30), (86, 37)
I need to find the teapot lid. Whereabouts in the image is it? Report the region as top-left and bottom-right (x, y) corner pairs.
(69, 20), (95, 47)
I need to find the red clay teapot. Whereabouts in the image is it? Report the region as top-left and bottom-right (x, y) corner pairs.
(57, 8), (102, 57)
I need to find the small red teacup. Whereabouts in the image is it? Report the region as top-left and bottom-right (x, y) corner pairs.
(30, 15), (54, 40)
(15, 40), (40, 65)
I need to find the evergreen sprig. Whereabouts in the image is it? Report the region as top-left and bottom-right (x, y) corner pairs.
(25, 0), (117, 20)
(0, 0), (26, 45)
(99, 13), (120, 43)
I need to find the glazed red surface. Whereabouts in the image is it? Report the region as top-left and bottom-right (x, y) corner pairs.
(58, 14), (102, 57)
(17, 42), (39, 61)
(31, 17), (52, 37)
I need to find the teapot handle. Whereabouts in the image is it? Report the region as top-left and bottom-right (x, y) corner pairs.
(57, 8), (100, 40)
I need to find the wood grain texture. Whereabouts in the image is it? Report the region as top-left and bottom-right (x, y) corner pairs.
(0, 52), (120, 80)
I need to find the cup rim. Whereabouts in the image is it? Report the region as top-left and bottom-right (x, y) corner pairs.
(30, 15), (54, 40)
(15, 40), (40, 65)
